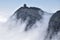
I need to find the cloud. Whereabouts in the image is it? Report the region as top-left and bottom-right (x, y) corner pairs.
(0, 15), (7, 22)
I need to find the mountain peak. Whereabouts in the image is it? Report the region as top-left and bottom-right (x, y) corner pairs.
(12, 4), (44, 31)
(23, 4), (27, 8)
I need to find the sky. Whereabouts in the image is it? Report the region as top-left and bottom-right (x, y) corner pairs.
(0, 0), (60, 22)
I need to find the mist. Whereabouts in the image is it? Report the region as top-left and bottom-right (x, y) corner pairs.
(0, 12), (52, 40)
(0, 4), (60, 40)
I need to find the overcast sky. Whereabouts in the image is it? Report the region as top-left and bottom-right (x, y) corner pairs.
(0, 0), (60, 22)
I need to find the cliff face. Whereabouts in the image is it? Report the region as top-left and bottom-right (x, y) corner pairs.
(12, 4), (44, 31)
(46, 10), (60, 39)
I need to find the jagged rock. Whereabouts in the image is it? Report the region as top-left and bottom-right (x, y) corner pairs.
(12, 4), (44, 31)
